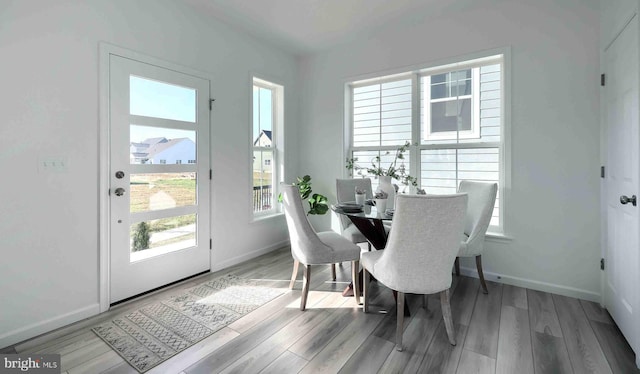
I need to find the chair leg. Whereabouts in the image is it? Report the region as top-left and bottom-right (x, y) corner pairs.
(454, 257), (460, 276)
(396, 291), (405, 351)
(476, 255), (488, 294)
(363, 268), (370, 313)
(300, 265), (311, 311)
(440, 289), (456, 346)
(352, 260), (361, 305)
(331, 264), (336, 281)
(289, 260), (299, 290)
(423, 294), (428, 310)
(367, 242), (372, 251)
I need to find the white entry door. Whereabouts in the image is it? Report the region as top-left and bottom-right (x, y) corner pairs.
(604, 15), (640, 364)
(109, 54), (211, 303)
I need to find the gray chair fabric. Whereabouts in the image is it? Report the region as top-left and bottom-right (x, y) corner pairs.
(281, 184), (361, 310)
(455, 181), (497, 294)
(336, 178), (390, 248)
(336, 178), (372, 244)
(361, 193), (467, 350)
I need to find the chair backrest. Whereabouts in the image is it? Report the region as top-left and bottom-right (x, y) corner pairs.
(373, 194), (467, 294)
(457, 181), (498, 246)
(336, 178), (373, 229)
(281, 184), (330, 264)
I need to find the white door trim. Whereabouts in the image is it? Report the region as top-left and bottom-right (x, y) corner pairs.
(98, 43), (215, 312)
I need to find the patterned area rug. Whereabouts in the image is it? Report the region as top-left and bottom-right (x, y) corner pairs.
(92, 274), (285, 372)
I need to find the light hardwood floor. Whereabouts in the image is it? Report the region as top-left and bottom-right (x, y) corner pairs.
(5, 247), (638, 374)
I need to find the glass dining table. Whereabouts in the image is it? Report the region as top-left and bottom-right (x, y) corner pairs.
(332, 202), (392, 250)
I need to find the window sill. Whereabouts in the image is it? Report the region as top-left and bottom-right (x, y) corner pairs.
(251, 212), (284, 223)
(486, 232), (513, 243)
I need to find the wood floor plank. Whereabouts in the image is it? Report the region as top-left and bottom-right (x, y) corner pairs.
(450, 277), (480, 326)
(9, 247), (639, 374)
(60, 339), (112, 371)
(147, 327), (240, 374)
(220, 309), (330, 374)
(288, 309), (357, 360)
(259, 351), (308, 374)
(464, 281), (502, 358)
(185, 308), (304, 373)
(66, 350), (124, 374)
(338, 335), (395, 374)
(580, 300), (614, 325)
(377, 304), (443, 373)
(495, 305), (534, 374)
(531, 331), (573, 374)
(502, 284), (528, 309)
(553, 294), (613, 374)
(528, 289), (563, 337)
(456, 349), (496, 374)
(298, 310), (385, 373)
(419, 323), (467, 374)
(590, 320), (640, 374)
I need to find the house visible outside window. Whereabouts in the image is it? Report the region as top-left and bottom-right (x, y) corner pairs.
(348, 53), (506, 233)
(252, 77), (284, 217)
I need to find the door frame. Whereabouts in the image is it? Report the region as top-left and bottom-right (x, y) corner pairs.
(600, 11), (640, 367)
(98, 43), (215, 312)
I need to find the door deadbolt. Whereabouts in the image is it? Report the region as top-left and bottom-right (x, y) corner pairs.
(620, 195), (637, 206)
(114, 187), (126, 196)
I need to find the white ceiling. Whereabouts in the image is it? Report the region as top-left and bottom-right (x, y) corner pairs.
(183, 0), (441, 55)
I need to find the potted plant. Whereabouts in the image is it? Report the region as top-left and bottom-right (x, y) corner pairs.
(279, 175), (329, 215)
(346, 141), (419, 208)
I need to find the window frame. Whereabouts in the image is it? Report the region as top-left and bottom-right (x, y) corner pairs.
(251, 76), (284, 219)
(345, 50), (509, 235)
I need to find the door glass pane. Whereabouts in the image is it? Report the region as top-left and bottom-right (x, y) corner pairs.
(130, 125), (196, 165)
(130, 173), (196, 212)
(130, 214), (197, 261)
(130, 76), (196, 122)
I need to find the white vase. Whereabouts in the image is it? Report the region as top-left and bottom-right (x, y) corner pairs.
(378, 175), (396, 210)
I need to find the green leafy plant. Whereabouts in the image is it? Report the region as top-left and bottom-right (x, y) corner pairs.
(132, 221), (150, 252)
(279, 175), (329, 215)
(346, 141), (418, 187)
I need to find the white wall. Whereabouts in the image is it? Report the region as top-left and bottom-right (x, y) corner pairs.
(299, 0), (602, 300)
(0, 0), (298, 347)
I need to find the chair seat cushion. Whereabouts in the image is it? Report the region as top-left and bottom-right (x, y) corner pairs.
(309, 231), (361, 264)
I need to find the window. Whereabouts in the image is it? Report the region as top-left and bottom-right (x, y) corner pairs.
(188, 160), (196, 164)
(252, 77), (284, 216)
(176, 159), (182, 164)
(348, 54), (505, 232)
(159, 159), (166, 164)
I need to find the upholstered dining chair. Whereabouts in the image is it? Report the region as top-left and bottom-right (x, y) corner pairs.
(454, 181), (498, 294)
(336, 178), (374, 251)
(281, 184), (361, 310)
(361, 194), (468, 351)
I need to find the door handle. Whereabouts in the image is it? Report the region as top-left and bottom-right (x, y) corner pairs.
(114, 187), (126, 197)
(620, 195), (637, 206)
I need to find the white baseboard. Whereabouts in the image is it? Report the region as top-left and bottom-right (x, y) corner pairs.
(210, 240), (290, 273)
(0, 303), (100, 349)
(458, 266), (601, 303)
